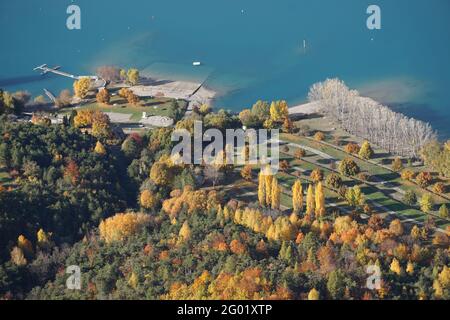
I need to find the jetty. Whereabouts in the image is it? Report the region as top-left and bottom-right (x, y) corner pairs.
(33, 64), (107, 89)
(34, 64), (79, 80)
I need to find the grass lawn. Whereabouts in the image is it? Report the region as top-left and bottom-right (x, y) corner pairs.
(60, 95), (187, 122)
(281, 133), (450, 207)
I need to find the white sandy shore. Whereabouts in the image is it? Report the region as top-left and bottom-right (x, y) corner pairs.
(288, 101), (322, 115)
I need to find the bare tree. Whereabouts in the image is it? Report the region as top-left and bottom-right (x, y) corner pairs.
(96, 66), (121, 82)
(203, 165), (224, 187)
(308, 78), (436, 158)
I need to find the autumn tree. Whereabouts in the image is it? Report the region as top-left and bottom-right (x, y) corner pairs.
(281, 117), (294, 133)
(99, 212), (151, 243)
(392, 157), (404, 172)
(140, 189), (158, 210)
(419, 194), (434, 213)
(74, 109), (94, 128)
(339, 158), (360, 176)
(10, 247), (27, 266)
(325, 173), (342, 189)
(64, 159), (80, 185)
(96, 88), (111, 104)
(92, 111), (112, 139)
(258, 171), (266, 207)
(73, 77), (91, 98)
(94, 141), (106, 155)
(308, 288), (320, 300)
(127, 68), (140, 85)
(241, 165), (253, 181)
(390, 258), (402, 275)
(292, 180), (303, 214)
(416, 172), (433, 188)
(150, 161), (173, 186)
(439, 204), (449, 219)
(178, 221), (191, 243)
(314, 131), (325, 142)
(344, 142), (360, 154)
(401, 169), (416, 181)
(269, 100), (289, 122)
(432, 182), (446, 194)
(359, 140), (374, 159)
(17, 235), (33, 257)
(315, 182), (325, 217)
(37, 228), (51, 250)
(310, 168), (324, 183)
(271, 177), (281, 210)
(306, 184), (315, 216)
(294, 148), (306, 159)
(389, 219), (404, 237)
(345, 185), (365, 207)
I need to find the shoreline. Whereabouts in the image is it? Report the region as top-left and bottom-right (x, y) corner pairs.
(130, 76), (218, 112)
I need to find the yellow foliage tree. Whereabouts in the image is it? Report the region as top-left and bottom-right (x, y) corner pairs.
(140, 189), (158, 210)
(265, 173), (273, 206)
(99, 212), (151, 243)
(269, 100), (289, 122)
(315, 182), (325, 217)
(94, 141), (106, 155)
(241, 165), (253, 181)
(73, 77), (91, 98)
(74, 109), (94, 128)
(390, 258), (402, 275)
(292, 180), (303, 214)
(128, 272), (138, 289)
(10, 247), (27, 266)
(18, 235), (33, 257)
(271, 177), (280, 210)
(127, 68), (140, 85)
(96, 88), (111, 104)
(406, 261), (414, 275)
(308, 288), (320, 300)
(178, 221), (191, 243)
(258, 171), (266, 207)
(306, 184), (315, 216)
(37, 229), (51, 249)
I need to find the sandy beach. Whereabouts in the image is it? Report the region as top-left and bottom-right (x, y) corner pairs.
(130, 76), (217, 112)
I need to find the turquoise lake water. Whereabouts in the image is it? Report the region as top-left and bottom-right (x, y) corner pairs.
(1, 0), (449, 138)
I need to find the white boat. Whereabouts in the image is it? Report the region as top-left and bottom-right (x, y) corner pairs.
(192, 61), (201, 66)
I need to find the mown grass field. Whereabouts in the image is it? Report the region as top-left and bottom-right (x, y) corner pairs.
(60, 95), (187, 122)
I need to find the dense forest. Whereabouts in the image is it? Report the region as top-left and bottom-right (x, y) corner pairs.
(0, 96), (448, 300)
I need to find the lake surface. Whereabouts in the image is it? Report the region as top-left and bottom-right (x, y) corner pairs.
(1, 0), (449, 138)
